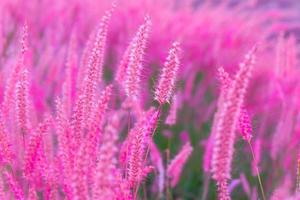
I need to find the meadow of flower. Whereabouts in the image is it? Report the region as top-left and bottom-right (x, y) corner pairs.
(0, 0), (299, 199)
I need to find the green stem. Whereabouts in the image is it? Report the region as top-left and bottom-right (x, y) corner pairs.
(248, 140), (266, 200)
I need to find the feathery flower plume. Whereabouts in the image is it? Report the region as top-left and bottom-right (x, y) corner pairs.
(126, 121), (148, 188)
(154, 41), (180, 104)
(121, 107), (158, 167)
(71, 145), (89, 200)
(167, 142), (193, 187)
(23, 119), (49, 180)
(69, 94), (85, 161)
(166, 94), (178, 125)
(78, 29), (96, 88)
(81, 7), (113, 124)
(92, 113), (120, 199)
(85, 84), (113, 166)
(2, 24), (28, 120)
(211, 47), (256, 200)
(55, 98), (69, 161)
(217, 67), (232, 93)
(20, 23), (29, 55)
(115, 43), (131, 85)
(203, 67), (231, 173)
(217, 179), (231, 200)
(127, 108), (159, 187)
(55, 98), (73, 197)
(238, 108), (253, 141)
(238, 107), (265, 200)
(114, 170), (132, 200)
(124, 16), (151, 101)
(217, 68), (253, 141)
(63, 32), (78, 116)
(15, 69), (31, 137)
(72, 85), (112, 199)
(0, 111), (13, 165)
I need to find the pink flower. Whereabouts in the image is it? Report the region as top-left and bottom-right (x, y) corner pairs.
(92, 113), (120, 199)
(204, 67), (231, 174)
(211, 47), (256, 199)
(0, 112), (13, 165)
(125, 16), (151, 101)
(116, 42), (131, 86)
(2, 24), (28, 122)
(127, 108), (159, 187)
(167, 142), (193, 187)
(69, 95), (85, 160)
(63, 32), (78, 117)
(23, 119), (50, 180)
(154, 41), (181, 104)
(238, 108), (253, 141)
(15, 69), (31, 136)
(81, 8), (113, 124)
(72, 85), (112, 199)
(165, 94), (178, 125)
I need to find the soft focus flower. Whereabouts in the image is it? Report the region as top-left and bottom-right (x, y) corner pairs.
(167, 142), (193, 187)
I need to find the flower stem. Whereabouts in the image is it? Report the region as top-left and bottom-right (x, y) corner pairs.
(248, 140), (266, 200)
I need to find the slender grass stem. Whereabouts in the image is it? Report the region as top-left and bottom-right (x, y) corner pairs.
(248, 140), (266, 200)
(143, 183), (147, 200)
(166, 139), (171, 200)
(134, 184), (139, 200)
(201, 174), (210, 200)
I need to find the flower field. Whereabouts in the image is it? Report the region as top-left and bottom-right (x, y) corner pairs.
(0, 0), (299, 199)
